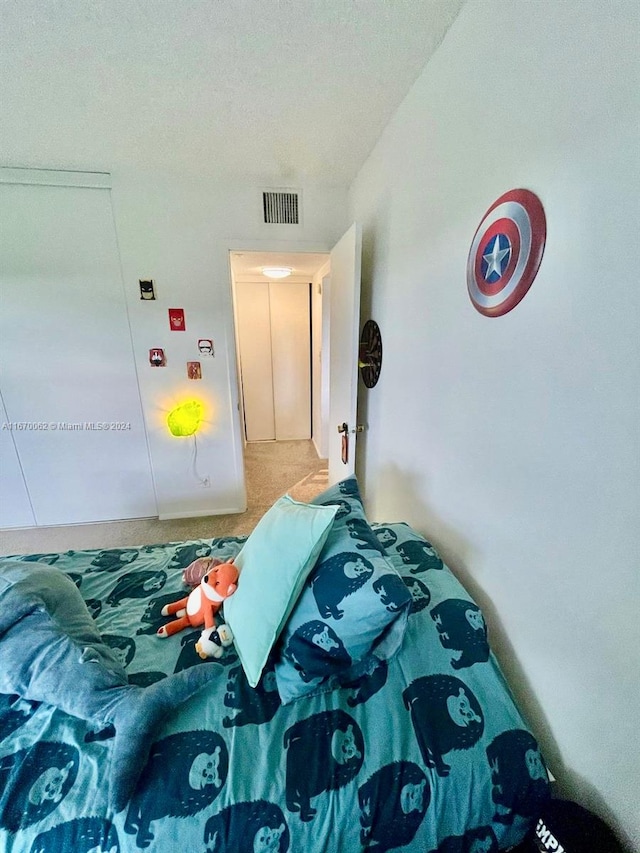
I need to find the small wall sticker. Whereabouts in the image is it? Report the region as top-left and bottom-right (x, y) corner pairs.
(169, 308), (186, 331)
(198, 339), (214, 357)
(187, 361), (202, 380)
(139, 279), (156, 300)
(149, 348), (166, 367)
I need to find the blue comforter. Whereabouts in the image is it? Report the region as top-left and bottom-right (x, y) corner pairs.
(0, 523), (549, 852)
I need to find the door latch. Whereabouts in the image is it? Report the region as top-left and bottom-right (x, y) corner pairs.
(337, 423), (349, 465)
(337, 423), (365, 465)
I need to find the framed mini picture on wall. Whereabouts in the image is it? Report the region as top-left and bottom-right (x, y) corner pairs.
(169, 308), (186, 331)
(187, 361), (202, 380)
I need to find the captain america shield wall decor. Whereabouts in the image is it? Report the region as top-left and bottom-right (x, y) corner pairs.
(467, 188), (546, 317)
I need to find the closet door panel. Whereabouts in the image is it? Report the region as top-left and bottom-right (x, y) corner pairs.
(236, 282), (276, 441)
(0, 182), (156, 525)
(269, 282), (311, 440)
(0, 395), (36, 528)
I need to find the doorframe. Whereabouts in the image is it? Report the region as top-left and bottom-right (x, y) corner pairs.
(226, 240), (332, 492)
(313, 260), (331, 459)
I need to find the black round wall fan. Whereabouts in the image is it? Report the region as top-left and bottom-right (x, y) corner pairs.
(359, 319), (383, 388)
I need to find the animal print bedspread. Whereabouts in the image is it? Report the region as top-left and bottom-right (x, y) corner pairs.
(0, 524), (549, 852)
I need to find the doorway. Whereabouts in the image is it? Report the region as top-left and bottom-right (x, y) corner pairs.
(229, 250), (331, 500)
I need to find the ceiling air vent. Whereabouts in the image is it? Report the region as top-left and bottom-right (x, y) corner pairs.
(262, 190), (300, 225)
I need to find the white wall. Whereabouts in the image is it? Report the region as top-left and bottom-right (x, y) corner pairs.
(350, 0), (640, 847)
(111, 171), (347, 518)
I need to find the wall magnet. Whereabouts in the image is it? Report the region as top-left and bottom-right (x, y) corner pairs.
(198, 338), (214, 357)
(169, 308), (186, 331)
(149, 348), (166, 367)
(187, 361), (202, 380)
(139, 279), (156, 300)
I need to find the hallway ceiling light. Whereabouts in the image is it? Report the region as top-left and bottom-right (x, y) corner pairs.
(262, 266), (293, 279)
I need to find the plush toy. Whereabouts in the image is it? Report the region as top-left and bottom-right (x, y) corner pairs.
(200, 623), (234, 658)
(182, 555), (225, 588)
(157, 559), (238, 659)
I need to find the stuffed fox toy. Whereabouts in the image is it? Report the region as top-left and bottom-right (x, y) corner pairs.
(157, 559), (238, 659)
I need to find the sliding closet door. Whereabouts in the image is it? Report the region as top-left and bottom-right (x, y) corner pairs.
(235, 282), (276, 441)
(0, 394), (36, 528)
(269, 281), (311, 440)
(235, 281), (310, 442)
(0, 180), (156, 525)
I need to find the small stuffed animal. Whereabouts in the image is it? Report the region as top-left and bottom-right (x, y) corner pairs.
(182, 556), (225, 588)
(199, 623), (234, 660)
(157, 560), (239, 659)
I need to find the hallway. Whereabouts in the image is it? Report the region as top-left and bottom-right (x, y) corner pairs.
(243, 439), (328, 512)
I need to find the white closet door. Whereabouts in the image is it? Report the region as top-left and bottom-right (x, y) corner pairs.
(236, 282), (276, 441)
(0, 394), (36, 528)
(0, 181), (156, 525)
(269, 281), (311, 440)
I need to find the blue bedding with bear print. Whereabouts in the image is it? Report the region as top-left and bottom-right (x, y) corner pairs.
(0, 524), (549, 852)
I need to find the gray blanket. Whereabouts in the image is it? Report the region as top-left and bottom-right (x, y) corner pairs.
(0, 561), (216, 813)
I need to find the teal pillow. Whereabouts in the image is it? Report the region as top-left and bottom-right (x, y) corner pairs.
(224, 495), (338, 687)
(274, 475), (411, 704)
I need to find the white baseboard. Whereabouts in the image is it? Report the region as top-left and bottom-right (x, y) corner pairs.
(158, 506), (246, 521)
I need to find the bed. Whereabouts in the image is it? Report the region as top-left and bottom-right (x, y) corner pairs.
(0, 478), (550, 853)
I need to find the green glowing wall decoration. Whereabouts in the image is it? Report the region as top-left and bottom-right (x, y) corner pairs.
(167, 400), (203, 437)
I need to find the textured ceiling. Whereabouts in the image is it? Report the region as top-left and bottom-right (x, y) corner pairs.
(0, 0), (464, 184)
